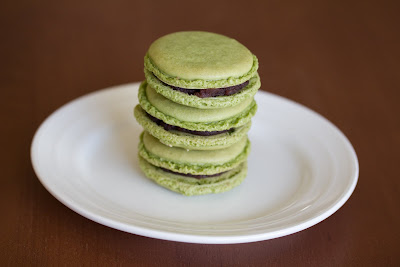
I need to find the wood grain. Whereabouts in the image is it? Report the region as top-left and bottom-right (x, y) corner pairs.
(1, 0), (399, 266)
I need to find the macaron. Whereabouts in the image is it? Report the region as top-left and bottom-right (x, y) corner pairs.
(134, 81), (257, 150)
(138, 131), (250, 196)
(134, 104), (252, 150)
(144, 31), (259, 89)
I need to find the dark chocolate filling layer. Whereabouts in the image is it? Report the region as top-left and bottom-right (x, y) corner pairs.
(160, 167), (227, 179)
(147, 113), (233, 136)
(159, 77), (250, 98)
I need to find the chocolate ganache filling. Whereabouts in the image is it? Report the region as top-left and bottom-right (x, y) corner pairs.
(160, 78), (250, 98)
(160, 167), (228, 179)
(147, 113), (234, 136)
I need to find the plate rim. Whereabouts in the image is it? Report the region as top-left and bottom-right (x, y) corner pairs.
(31, 82), (359, 244)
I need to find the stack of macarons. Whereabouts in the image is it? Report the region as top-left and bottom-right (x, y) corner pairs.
(134, 31), (260, 196)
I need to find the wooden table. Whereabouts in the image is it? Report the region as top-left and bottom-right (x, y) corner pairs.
(1, 0), (399, 265)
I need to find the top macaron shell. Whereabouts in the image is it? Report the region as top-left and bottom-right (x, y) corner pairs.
(145, 31), (259, 89)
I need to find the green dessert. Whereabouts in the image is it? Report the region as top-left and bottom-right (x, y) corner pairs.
(135, 81), (257, 132)
(144, 31), (258, 89)
(134, 105), (251, 150)
(134, 31), (260, 195)
(138, 131), (249, 196)
(139, 131), (250, 175)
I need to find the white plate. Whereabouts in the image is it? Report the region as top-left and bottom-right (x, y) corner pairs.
(31, 83), (358, 244)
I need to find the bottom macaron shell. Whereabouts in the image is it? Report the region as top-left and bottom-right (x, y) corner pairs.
(139, 157), (248, 196)
(134, 105), (252, 150)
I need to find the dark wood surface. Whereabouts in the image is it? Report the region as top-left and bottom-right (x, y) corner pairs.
(1, 0), (399, 266)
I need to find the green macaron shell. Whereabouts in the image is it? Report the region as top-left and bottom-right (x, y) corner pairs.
(134, 105), (252, 150)
(145, 69), (261, 109)
(145, 31), (259, 89)
(138, 132), (251, 175)
(139, 157), (247, 196)
(138, 81), (258, 131)
(143, 131), (247, 164)
(145, 53), (258, 89)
